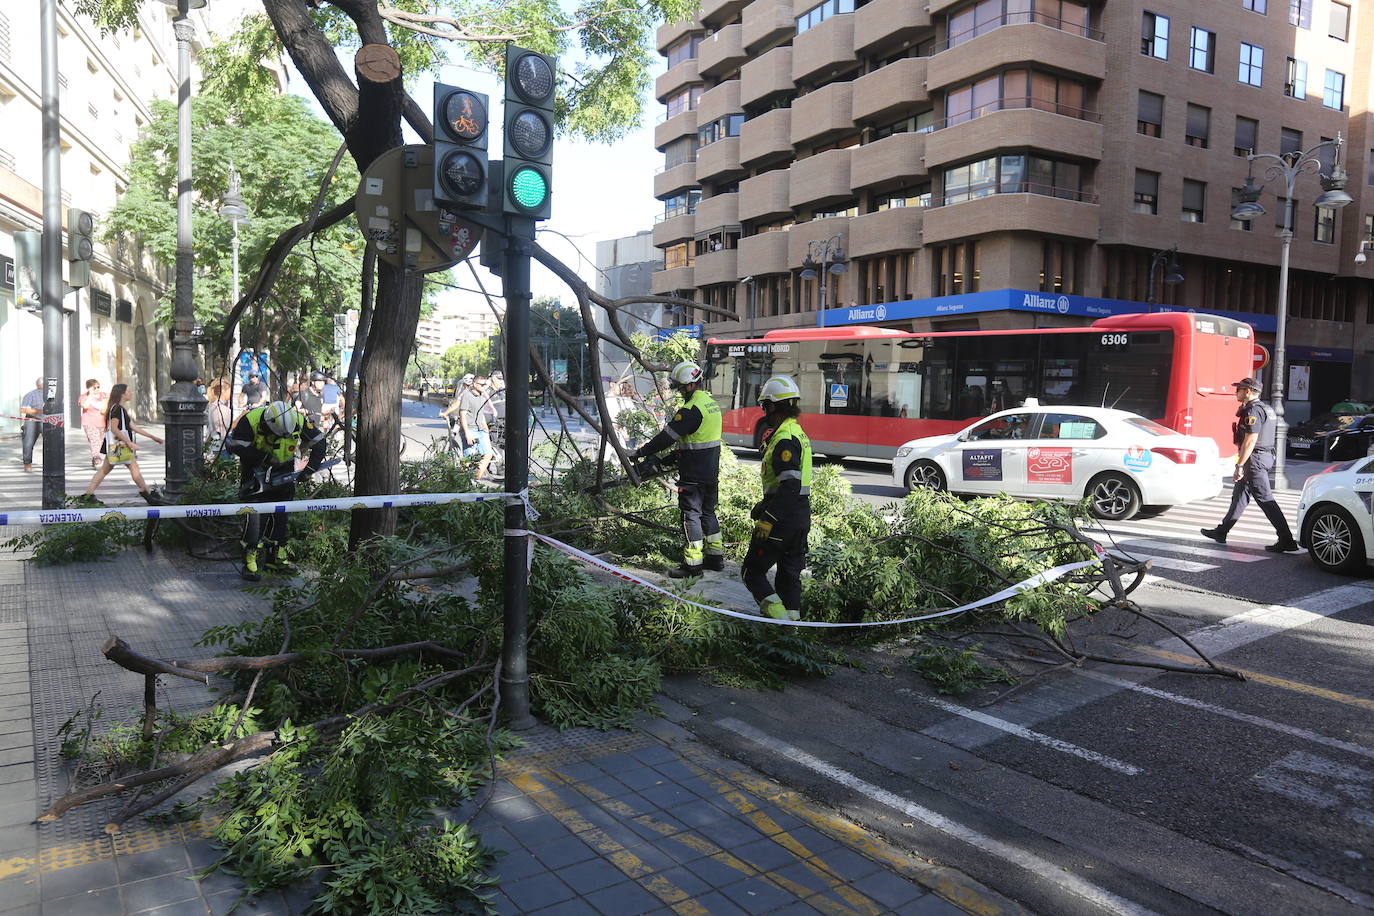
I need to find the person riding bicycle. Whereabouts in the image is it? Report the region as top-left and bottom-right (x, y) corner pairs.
(226, 400), (326, 580)
(631, 361), (724, 578)
(441, 374), (475, 452)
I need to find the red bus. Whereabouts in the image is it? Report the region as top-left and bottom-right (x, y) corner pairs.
(704, 312), (1253, 459)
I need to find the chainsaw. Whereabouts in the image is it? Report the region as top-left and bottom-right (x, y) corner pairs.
(241, 458), (341, 498)
(581, 451), (677, 494)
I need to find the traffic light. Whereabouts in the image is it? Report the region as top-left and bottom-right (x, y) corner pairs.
(432, 83), (490, 209)
(67, 208), (94, 288)
(502, 45), (556, 219)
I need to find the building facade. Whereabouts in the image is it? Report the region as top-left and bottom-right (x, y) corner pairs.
(594, 230), (666, 383)
(652, 0), (1374, 420)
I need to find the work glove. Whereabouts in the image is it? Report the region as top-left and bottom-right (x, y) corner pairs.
(752, 519), (774, 540)
(750, 498), (772, 521)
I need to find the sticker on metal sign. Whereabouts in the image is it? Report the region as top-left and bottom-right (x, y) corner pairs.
(1028, 447), (1072, 483)
(962, 449), (1002, 481)
(1123, 445), (1152, 471)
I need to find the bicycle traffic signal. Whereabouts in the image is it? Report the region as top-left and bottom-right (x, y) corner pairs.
(67, 208), (95, 288)
(502, 45), (556, 219)
(432, 83), (490, 209)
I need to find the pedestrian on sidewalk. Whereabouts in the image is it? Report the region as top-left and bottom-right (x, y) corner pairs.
(206, 379), (233, 457)
(77, 379), (108, 468)
(1202, 376), (1300, 553)
(81, 383), (162, 503)
(742, 375), (812, 620)
(18, 377), (43, 471)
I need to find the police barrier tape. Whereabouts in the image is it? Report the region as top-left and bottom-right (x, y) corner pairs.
(0, 491), (527, 528)
(531, 531), (1104, 628)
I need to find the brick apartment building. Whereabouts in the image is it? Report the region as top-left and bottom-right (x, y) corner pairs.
(650, 0), (1374, 421)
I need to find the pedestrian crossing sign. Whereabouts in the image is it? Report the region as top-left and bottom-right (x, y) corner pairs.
(829, 383), (848, 407)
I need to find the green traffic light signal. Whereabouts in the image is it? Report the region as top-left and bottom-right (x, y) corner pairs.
(509, 165), (549, 212)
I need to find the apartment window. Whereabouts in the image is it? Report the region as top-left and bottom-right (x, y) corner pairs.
(663, 243), (694, 270)
(1285, 58), (1307, 99)
(1141, 11), (1169, 58)
(1364, 213), (1374, 241)
(1182, 180), (1206, 222)
(1134, 170), (1160, 215)
(0, 13), (9, 63)
(0, 148), (14, 171)
(1281, 127), (1303, 156)
(1137, 91), (1164, 137)
(1243, 0), (1266, 13)
(941, 153), (1083, 204)
(1234, 116), (1258, 156)
(945, 69), (1091, 125)
(877, 184), (931, 210)
(663, 137), (697, 169)
(796, 0), (855, 35)
(662, 190), (700, 219)
(664, 86), (702, 118)
(697, 114), (743, 147)
(1231, 189), (1255, 230)
(1040, 240), (1085, 294)
(1288, 0), (1311, 28)
(1367, 152), (1374, 187)
(1315, 206), (1335, 243)
(1323, 70), (1345, 110)
(1189, 27), (1215, 72)
(1239, 43), (1263, 86)
(1329, 1), (1350, 39)
(1185, 105), (1210, 148)
(665, 35), (701, 68)
(932, 241), (981, 296)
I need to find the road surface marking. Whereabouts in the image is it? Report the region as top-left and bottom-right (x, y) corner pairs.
(1114, 553), (1215, 572)
(1182, 583), (1374, 655)
(1254, 751), (1374, 830)
(900, 691), (1142, 775)
(1229, 842), (1374, 912)
(719, 718), (1159, 916)
(1108, 537), (1266, 562)
(1129, 646), (1374, 714)
(1079, 671), (1374, 762)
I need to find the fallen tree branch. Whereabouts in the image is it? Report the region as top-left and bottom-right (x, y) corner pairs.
(102, 637), (472, 677)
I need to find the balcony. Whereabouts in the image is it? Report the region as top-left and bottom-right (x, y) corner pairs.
(654, 160), (698, 198)
(848, 207), (922, 257)
(852, 57), (928, 124)
(738, 230), (790, 275)
(656, 20), (699, 54)
(788, 217), (849, 266)
(739, 168), (792, 221)
(792, 13), (855, 85)
(652, 265), (696, 294)
(739, 108), (793, 167)
(698, 0), (749, 28)
(743, 0), (796, 53)
(924, 104), (1102, 168)
(850, 131), (927, 189)
(654, 108), (698, 148)
(740, 46), (794, 108)
(697, 137), (744, 182)
(653, 210), (696, 247)
(693, 247), (740, 286)
(928, 19), (1107, 89)
(656, 59), (700, 102)
(789, 148), (853, 209)
(696, 80), (742, 126)
(789, 80), (852, 146)
(698, 25), (747, 79)
(855, 0), (931, 53)
(923, 190), (1099, 243)
(694, 190), (740, 230)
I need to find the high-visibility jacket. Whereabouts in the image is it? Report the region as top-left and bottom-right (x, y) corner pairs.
(638, 387), (721, 483)
(227, 406), (325, 468)
(756, 416), (811, 527)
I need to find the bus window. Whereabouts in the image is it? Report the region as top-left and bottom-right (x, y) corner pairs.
(863, 340), (923, 418)
(922, 338), (956, 419)
(954, 336), (1034, 416)
(707, 353), (738, 408)
(800, 340), (864, 415)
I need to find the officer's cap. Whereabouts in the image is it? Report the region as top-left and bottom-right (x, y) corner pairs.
(1234, 377), (1261, 391)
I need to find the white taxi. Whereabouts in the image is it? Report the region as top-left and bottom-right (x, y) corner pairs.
(891, 405), (1224, 520)
(1296, 458), (1374, 574)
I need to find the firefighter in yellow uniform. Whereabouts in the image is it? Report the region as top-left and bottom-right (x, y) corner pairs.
(632, 361), (725, 577)
(743, 375), (811, 620)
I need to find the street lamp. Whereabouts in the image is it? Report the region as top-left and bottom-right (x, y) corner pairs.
(740, 275), (757, 338)
(1230, 133), (1351, 489)
(159, 0), (208, 496)
(1145, 245), (1184, 310)
(1355, 239), (1371, 265)
(219, 165), (250, 413)
(798, 235), (847, 328)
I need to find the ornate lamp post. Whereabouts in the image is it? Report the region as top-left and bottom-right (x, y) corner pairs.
(159, 0), (208, 494)
(798, 235), (848, 328)
(1145, 245), (1184, 310)
(219, 166), (250, 412)
(1230, 134), (1351, 489)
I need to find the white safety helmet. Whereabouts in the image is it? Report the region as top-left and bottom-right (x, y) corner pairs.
(669, 361), (703, 387)
(758, 375), (802, 404)
(262, 400), (300, 437)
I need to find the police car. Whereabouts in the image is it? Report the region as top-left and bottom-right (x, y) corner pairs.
(1296, 458), (1374, 574)
(891, 404), (1224, 520)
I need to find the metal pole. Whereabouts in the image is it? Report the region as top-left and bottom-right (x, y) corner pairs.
(230, 220), (240, 411)
(501, 216), (535, 730)
(39, 0), (64, 508)
(1272, 193), (1294, 490)
(747, 277), (756, 338)
(818, 244), (828, 329)
(160, 0), (205, 494)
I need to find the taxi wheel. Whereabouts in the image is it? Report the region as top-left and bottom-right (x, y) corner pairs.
(1087, 472), (1141, 521)
(1305, 505), (1367, 575)
(905, 460), (946, 493)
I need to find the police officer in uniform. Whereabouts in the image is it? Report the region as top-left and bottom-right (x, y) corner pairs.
(632, 361), (725, 578)
(743, 376), (812, 620)
(1202, 377), (1299, 552)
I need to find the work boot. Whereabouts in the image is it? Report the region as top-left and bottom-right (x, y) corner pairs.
(669, 564), (704, 579)
(760, 599), (788, 620)
(1200, 527), (1227, 544)
(241, 545), (262, 582)
(703, 553), (726, 572)
(785, 608), (801, 621)
(1265, 540), (1300, 553)
(267, 545), (291, 571)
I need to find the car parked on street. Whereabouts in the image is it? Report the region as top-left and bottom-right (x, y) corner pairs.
(1286, 411), (1374, 461)
(891, 404), (1224, 520)
(1296, 457), (1374, 574)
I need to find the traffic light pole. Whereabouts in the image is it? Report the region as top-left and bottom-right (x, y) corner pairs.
(500, 215), (536, 730)
(39, 0), (64, 509)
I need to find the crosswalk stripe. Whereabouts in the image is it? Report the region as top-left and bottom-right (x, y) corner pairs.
(1109, 537), (1267, 563)
(1122, 553), (1216, 572)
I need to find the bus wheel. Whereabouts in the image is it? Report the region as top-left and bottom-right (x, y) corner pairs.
(1087, 473), (1141, 521)
(752, 421), (768, 451)
(905, 460), (946, 493)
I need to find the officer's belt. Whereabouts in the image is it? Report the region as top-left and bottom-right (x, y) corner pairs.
(678, 441), (721, 451)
